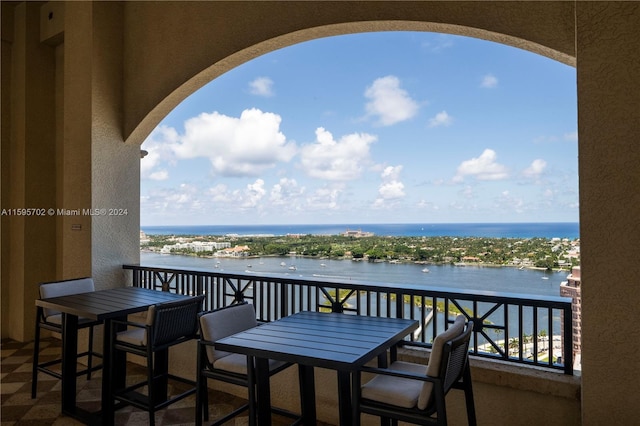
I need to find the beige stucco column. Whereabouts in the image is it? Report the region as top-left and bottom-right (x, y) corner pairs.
(576, 2), (640, 424)
(1, 2), (57, 340)
(1, 2), (140, 341)
(86, 2), (140, 290)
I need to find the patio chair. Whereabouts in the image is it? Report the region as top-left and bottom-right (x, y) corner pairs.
(353, 315), (476, 426)
(31, 277), (103, 398)
(110, 295), (205, 426)
(196, 302), (299, 426)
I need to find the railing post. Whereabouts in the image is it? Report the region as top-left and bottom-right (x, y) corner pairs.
(395, 291), (403, 318)
(563, 304), (574, 374)
(280, 282), (288, 319)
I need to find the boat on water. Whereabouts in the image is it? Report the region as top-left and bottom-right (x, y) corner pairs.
(280, 262), (287, 267)
(289, 265), (297, 271)
(422, 268), (430, 273)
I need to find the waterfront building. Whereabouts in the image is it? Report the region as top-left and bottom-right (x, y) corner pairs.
(560, 266), (582, 367)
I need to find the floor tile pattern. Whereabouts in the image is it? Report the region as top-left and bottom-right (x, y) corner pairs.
(1, 338), (324, 425)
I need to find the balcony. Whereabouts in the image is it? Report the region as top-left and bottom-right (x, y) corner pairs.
(120, 264), (581, 425)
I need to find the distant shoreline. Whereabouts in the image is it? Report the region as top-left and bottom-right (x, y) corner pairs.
(140, 248), (572, 273)
(140, 222), (580, 240)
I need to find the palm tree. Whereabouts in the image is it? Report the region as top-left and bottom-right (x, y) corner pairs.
(509, 338), (520, 356)
(538, 329), (548, 351)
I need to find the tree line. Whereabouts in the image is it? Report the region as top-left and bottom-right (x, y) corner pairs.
(142, 234), (580, 270)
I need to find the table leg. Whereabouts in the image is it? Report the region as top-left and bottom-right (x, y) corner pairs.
(102, 317), (127, 425)
(153, 348), (169, 404)
(61, 314), (79, 415)
(337, 370), (352, 426)
(298, 364), (316, 425)
(253, 356), (272, 425)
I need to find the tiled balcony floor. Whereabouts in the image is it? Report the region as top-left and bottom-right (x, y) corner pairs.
(1, 337), (324, 425)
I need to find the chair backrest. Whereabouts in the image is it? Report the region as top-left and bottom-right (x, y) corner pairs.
(199, 302), (258, 365)
(440, 321), (473, 394)
(39, 277), (95, 319)
(146, 295), (205, 347)
(417, 315), (470, 410)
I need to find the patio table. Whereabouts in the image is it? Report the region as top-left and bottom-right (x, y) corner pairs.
(35, 286), (193, 425)
(215, 310), (418, 425)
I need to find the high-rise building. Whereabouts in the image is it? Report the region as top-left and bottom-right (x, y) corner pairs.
(560, 266), (582, 368)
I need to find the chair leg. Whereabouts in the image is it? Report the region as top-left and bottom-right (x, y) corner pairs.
(463, 365), (477, 426)
(86, 325), (94, 380)
(31, 312), (42, 399)
(147, 353), (156, 426)
(195, 371), (208, 425)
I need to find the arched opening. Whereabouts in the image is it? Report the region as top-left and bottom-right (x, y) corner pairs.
(139, 31), (577, 228)
(138, 31), (579, 379)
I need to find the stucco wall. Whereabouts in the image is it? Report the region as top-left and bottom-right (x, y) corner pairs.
(576, 2), (640, 424)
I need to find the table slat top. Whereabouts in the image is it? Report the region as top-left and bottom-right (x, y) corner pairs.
(36, 287), (190, 320)
(215, 311), (418, 369)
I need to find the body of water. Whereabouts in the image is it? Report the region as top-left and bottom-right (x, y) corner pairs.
(141, 222), (579, 240)
(140, 251), (566, 298)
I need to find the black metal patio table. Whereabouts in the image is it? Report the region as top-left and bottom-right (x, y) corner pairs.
(35, 286), (192, 425)
(215, 310), (419, 425)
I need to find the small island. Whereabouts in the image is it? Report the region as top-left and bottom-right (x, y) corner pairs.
(140, 230), (580, 271)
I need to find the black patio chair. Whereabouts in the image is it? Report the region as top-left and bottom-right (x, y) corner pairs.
(110, 295), (205, 426)
(31, 277), (103, 398)
(196, 302), (300, 426)
(353, 315), (476, 426)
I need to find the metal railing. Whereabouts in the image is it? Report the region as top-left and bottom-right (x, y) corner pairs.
(123, 263), (574, 374)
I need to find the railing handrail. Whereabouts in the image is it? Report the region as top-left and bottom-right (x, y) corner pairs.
(123, 263), (575, 374)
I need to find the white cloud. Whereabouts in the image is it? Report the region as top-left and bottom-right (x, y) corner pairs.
(480, 74), (498, 88)
(141, 184), (204, 217)
(428, 111), (453, 128)
(523, 159), (547, 178)
(564, 131), (578, 142)
(148, 170), (169, 181)
(453, 149), (509, 182)
(365, 76), (419, 126)
(305, 184), (344, 211)
(243, 179), (266, 208)
(269, 178), (305, 206)
(249, 77), (275, 97)
(170, 108), (296, 177)
(299, 127), (376, 181)
(496, 190), (525, 213)
(379, 180), (405, 199)
(374, 165), (405, 208)
(141, 125), (180, 180)
(205, 179), (266, 209)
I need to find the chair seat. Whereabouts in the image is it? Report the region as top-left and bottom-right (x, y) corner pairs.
(213, 353), (288, 376)
(361, 361), (426, 408)
(116, 327), (147, 346)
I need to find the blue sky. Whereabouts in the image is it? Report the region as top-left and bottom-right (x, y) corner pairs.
(140, 32), (578, 226)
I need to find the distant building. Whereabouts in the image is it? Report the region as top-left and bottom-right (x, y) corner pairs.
(217, 245), (250, 257)
(342, 228), (374, 238)
(158, 240), (231, 254)
(560, 266), (582, 366)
